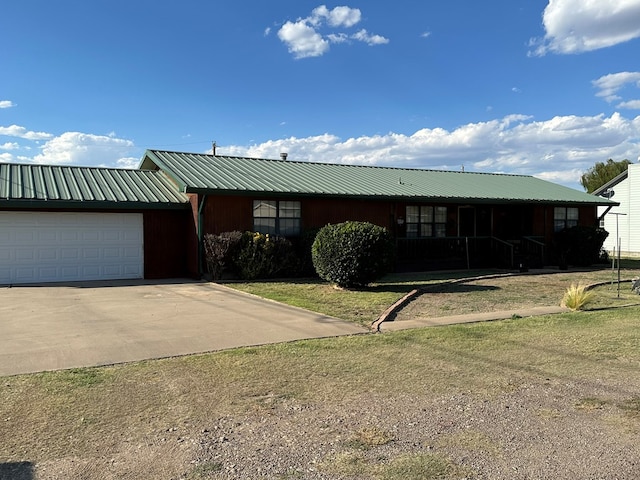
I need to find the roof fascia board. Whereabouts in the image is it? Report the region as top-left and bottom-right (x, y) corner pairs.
(0, 199), (190, 210)
(187, 188), (617, 206)
(592, 170), (629, 196)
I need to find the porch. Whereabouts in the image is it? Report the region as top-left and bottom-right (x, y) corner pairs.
(395, 235), (547, 271)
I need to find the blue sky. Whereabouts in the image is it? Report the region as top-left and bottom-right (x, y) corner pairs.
(2, 0), (640, 190)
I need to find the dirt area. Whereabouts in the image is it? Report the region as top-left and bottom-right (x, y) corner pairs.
(27, 378), (640, 479)
(394, 269), (640, 320)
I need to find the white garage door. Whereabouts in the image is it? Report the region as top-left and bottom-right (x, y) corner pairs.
(0, 212), (144, 284)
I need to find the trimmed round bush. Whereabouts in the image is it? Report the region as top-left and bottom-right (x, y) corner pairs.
(312, 221), (394, 288)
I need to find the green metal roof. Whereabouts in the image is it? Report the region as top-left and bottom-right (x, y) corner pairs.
(141, 149), (616, 206)
(0, 163), (189, 209)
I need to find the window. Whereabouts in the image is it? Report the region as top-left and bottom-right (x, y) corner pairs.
(406, 206), (447, 237)
(554, 207), (579, 232)
(253, 200), (301, 236)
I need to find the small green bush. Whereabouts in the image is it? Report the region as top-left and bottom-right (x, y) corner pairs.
(555, 226), (609, 267)
(204, 231), (300, 280)
(312, 221), (394, 288)
(234, 231), (299, 280)
(203, 231), (243, 280)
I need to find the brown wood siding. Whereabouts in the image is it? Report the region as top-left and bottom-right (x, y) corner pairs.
(200, 195), (396, 234)
(201, 195), (253, 234)
(143, 210), (194, 279)
(301, 198), (394, 230)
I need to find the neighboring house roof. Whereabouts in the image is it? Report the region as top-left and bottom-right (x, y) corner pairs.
(141, 149), (616, 206)
(0, 163), (189, 209)
(592, 169), (629, 197)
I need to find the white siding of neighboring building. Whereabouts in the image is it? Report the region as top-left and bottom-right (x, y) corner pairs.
(600, 164), (640, 257)
(629, 164), (640, 256)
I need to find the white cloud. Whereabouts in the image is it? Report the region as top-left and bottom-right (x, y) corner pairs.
(0, 124), (53, 140)
(421, 32), (431, 39)
(352, 29), (389, 46)
(311, 5), (361, 27)
(618, 99), (640, 109)
(593, 71), (640, 102)
(530, 0), (640, 56)
(29, 132), (134, 166)
(0, 142), (19, 150)
(276, 5), (387, 59)
(115, 157), (139, 169)
(221, 112), (640, 188)
(0, 100), (16, 109)
(278, 20), (329, 59)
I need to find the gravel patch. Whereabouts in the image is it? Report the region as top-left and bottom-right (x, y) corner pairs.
(187, 378), (639, 479)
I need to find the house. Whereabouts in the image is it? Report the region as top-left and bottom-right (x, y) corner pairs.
(594, 163), (640, 258)
(0, 150), (615, 284)
(140, 150), (616, 275)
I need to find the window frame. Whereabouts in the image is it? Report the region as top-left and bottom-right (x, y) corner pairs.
(553, 206), (579, 232)
(252, 199), (301, 236)
(405, 205), (447, 238)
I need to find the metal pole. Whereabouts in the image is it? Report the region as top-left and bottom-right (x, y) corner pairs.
(466, 236), (470, 270)
(618, 236), (621, 298)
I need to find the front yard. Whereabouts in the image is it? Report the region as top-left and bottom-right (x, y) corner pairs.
(1, 266), (640, 479)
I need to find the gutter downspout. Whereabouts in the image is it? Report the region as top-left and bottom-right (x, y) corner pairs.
(197, 194), (208, 278)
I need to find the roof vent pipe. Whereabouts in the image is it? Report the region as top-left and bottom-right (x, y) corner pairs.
(280, 152), (288, 160)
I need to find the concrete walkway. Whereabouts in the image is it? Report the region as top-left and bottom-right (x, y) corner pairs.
(0, 280), (367, 376)
(377, 305), (570, 332)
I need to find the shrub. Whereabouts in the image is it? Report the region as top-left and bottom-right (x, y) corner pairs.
(204, 231), (300, 280)
(234, 231), (299, 280)
(312, 221), (394, 288)
(555, 226), (609, 267)
(561, 283), (594, 310)
(203, 231), (243, 280)
(290, 228), (321, 277)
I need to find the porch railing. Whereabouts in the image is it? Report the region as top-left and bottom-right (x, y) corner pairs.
(521, 236), (546, 267)
(395, 235), (549, 271)
(490, 237), (514, 268)
(396, 236), (509, 270)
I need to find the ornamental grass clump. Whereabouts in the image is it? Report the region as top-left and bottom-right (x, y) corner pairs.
(561, 283), (595, 311)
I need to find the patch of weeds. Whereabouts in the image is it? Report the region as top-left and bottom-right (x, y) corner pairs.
(436, 430), (500, 454)
(346, 426), (394, 450)
(187, 461), (223, 478)
(537, 408), (562, 419)
(576, 397), (609, 411)
(277, 468), (305, 479)
(619, 398), (640, 419)
(40, 367), (108, 391)
(376, 452), (472, 480)
(321, 451), (369, 477)
(511, 313), (522, 320)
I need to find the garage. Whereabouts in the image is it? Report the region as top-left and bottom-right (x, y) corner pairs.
(0, 211), (144, 284)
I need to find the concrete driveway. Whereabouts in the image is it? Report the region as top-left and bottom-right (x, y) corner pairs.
(0, 279), (368, 376)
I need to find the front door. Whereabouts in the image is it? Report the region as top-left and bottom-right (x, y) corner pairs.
(458, 207), (475, 237)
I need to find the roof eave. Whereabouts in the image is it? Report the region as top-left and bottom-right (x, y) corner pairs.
(139, 150), (189, 193)
(0, 199), (190, 211)
(182, 187), (618, 206)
